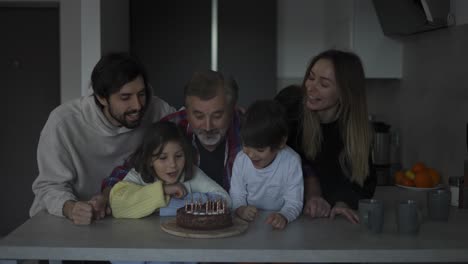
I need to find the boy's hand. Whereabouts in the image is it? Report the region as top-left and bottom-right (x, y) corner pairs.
(236, 205), (257, 222)
(265, 212), (287, 229)
(164, 183), (187, 198)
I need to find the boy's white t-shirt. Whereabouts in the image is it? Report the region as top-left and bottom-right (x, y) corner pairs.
(229, 146), (304, 222)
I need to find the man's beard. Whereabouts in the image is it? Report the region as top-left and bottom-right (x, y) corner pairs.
(193, 127), (227, 147)
(108, 106), (146, 129)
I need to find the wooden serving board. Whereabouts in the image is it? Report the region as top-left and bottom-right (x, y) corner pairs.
(160, 217), (248, 239)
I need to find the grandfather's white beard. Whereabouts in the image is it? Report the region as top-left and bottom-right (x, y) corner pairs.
(193, 128), (227, 147)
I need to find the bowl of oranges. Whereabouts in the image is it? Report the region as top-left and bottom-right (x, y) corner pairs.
(394, 162), (443, 191)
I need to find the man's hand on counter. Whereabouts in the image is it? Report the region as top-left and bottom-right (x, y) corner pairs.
(63, 200), (93, 225)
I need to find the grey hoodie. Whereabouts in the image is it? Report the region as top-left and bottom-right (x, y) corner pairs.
(30, 95), (175, 217)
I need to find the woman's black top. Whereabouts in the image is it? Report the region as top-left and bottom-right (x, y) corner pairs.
(288, 119), (376, 210)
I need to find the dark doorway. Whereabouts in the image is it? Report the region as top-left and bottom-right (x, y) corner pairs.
(218, 0), (277, 107)
(0, 4), (60, 236)
(130, 0), (277, 109)
(130, 0), (212, 109)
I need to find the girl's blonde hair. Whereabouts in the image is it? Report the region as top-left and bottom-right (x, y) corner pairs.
(301, 50), (372, 186)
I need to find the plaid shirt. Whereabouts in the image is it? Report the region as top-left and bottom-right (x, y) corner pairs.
(101, 108), (243, 192)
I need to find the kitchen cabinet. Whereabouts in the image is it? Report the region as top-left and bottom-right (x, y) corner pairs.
(324, 0), (402, 78)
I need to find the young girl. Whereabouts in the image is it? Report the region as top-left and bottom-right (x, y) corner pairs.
(229, 100), (303, 230)
(109, 121), (230, 219)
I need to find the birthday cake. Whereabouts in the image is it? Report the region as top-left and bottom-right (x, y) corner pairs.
(176, 199), (233, 230)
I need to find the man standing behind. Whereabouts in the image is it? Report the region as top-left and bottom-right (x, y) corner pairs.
(29, 53), (175, 225)
(166, 70), (242, 190)
(103, 70), (242, 191)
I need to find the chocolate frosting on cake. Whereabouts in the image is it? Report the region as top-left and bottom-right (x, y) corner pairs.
(176, 205), (233, 230)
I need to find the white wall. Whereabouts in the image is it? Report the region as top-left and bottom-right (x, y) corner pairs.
(64, 0), (135, 101)
(452, 0), (468, 25)
(367, 24), (468, 181)
(399, 24), (468, 179)
(63, 0), (129, 101)
(277, 0), (325, 90)
(59, 0), (83, 102)
(56, 0), (102, 102)
(80, 0), (101, 97)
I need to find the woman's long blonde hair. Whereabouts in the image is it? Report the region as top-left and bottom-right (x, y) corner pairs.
(301, 50), (372, 186)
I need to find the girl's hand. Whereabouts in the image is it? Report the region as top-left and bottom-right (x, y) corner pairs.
(330, 201), (359, 224)
(303, 196), (331, 218)
(265, 212), (287, 229)
(236, 205), (257, 222)
(164, 183), (187, 198)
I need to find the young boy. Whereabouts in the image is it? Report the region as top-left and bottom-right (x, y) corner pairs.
(229, 100), (303, 229)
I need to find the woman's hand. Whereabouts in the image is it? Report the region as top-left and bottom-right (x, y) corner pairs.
(236, 205), (257, 222)
(330, 201), (359, 224)
(163, 183), (187, 198)
(303, 196), (331, 218)
(265, 212), (287, 229)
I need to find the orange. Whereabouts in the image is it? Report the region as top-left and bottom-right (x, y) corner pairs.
(412, 162), (426, 173)
(394, 171), (405, 185)
(405, 170), (415, 180)
(401, 177), (415, 187)
(427, 168), (441, 185)
(414, 169), (433, 188)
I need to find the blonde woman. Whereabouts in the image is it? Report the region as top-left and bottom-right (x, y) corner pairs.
(275, 49), (376, 224)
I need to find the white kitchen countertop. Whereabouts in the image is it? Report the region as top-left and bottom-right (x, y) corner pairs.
(1, 186), (468, 263)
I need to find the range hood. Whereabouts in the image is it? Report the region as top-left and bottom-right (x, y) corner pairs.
(372, 0), (451, 36)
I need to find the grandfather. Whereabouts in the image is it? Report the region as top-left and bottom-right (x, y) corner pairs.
(30, 53), (175, 225)
(102, 70), (242, 191)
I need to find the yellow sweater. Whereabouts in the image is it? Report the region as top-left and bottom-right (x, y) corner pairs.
(109, 166), (230, 219)
(110, 181), (170, 218)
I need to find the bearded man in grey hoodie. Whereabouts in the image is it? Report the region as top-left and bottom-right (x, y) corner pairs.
(29, 53), (175, 225)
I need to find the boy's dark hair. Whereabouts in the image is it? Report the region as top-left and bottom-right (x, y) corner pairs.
(91, 52), (150, 108)
(241, 100), (288, 150)
(184, 70), (239, 108)
(128, 121), (193, 183)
